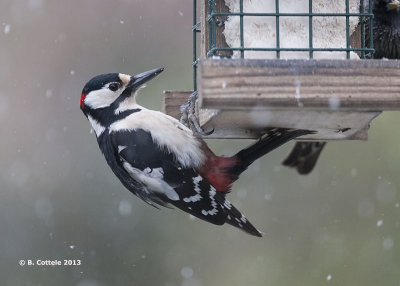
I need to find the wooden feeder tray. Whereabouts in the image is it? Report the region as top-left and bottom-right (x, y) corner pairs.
(164, 58), (400, 140)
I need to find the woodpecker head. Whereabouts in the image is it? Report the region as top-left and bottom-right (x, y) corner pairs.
(387, 0), (400, 11)
(80, 68), (164, 122)
(374, 0), (400, 16)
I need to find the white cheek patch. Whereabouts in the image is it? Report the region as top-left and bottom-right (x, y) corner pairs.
(84, 89), (120, 109)
(115, 84), (147, 114)
(115, 96), (136, 114)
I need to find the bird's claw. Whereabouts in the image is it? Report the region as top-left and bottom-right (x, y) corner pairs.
(180, 91), (214, 136)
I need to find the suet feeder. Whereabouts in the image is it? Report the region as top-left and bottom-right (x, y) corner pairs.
(164, 0), (400, 139)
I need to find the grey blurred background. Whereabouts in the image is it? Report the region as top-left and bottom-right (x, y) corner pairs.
(1, 0), (399, 285)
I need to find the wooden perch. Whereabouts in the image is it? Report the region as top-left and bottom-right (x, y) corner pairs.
(164, 90), (380, 140)
(164, 59), (400, 140)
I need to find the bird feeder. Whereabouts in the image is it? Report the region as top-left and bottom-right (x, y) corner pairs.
(163, 0), (400, 139)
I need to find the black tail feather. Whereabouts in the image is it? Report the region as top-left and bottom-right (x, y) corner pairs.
(219, 198), (263, 237)
(230, 128), (314, 178)
(282, 141), (326, 175)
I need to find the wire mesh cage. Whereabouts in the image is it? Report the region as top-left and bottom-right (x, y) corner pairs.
(161, 0), (400, 140)
(193, 0), (374, 87)
(208, 1), (373, 57)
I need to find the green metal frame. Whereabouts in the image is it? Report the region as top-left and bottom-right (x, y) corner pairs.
(193, 0), (375, 90)
(193, 0), (201, 91)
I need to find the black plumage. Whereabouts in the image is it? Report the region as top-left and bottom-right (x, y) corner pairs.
(366, 0), (400, 59)
(82, 73), (122, 95)
(282, 142), (326, 175)
(100, 126), (263, 236)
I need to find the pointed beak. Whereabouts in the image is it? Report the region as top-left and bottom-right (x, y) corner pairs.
(129, 67), (164, 89)
(389, 0), (400, 10)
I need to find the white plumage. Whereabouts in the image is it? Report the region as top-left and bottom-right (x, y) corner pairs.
(122, 162), (180, 201)
(223, 0), (361, 59)
(109, 105), (205, 168)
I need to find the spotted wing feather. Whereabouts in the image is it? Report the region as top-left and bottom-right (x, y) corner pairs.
(109, 129), (262, 236)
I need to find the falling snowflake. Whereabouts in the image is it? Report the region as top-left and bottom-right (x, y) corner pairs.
(181, 266), (194, 279)
(4, 24), (10, 34)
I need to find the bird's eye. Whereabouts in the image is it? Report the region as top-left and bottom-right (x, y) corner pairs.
(108, 82), (120, 92)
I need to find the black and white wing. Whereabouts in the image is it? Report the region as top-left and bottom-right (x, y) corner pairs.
(109, 129), (262, 236)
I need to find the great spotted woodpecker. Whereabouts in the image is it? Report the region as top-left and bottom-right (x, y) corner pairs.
(80, 68), (312, 237)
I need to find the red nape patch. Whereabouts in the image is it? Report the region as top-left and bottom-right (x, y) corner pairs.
(200, 148), (239, 192)
(80, 93), (87, 109)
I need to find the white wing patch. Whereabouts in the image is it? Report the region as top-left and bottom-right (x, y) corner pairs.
(143, 167), (164, 179)
(183, 175), (203, 203)
(110, 105), (205, 168)
(201, 186), (218, 216)
(118, 145), (127, 153)
(123, 162), (179, 201)
(223, 200), (232, 210)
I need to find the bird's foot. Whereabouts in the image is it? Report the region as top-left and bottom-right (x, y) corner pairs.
(180, 91), (214, 136)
